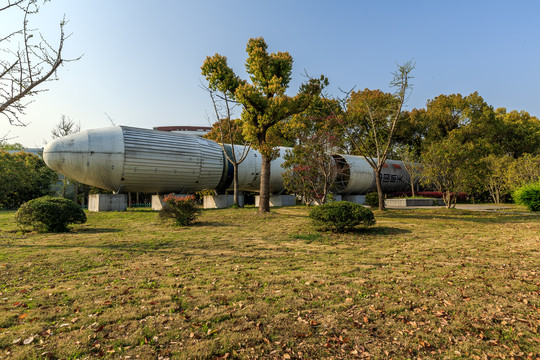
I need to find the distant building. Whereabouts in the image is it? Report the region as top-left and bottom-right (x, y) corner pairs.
(153, 126), (211, 137)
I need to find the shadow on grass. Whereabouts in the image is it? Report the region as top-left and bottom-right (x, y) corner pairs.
(351, 226), (412, 235)
(192, 221), (238, 227)
(75, 228), (122, 234)
(0, 239), (180, 253)
(380, 209), (536, 224)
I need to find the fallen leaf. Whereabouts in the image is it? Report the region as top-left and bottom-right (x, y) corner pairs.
(18, 313), (28, 320)
(23, 336), (34, 345)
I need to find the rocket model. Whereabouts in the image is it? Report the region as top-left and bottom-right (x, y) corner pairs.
(43, 126), (411, 195)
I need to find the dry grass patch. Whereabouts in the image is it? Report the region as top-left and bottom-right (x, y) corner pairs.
(0, 207), (538, 359)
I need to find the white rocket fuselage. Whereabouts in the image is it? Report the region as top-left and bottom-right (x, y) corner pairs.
(43, 126), (411, 195)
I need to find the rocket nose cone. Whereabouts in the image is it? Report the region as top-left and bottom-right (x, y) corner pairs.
(43, 127), (125, 191)
(43, 132), (89, 174)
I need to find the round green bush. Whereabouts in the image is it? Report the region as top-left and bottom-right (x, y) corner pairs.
(365, 192), (380, 208)
(513, 181), (540, 211)
(15, 196), (87, 232)
(309, 201), (376, 232)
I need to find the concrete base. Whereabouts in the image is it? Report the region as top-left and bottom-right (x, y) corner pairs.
(343, 195), (365, 205)
(203, 195), (244, 209)
(89, 194), (127, 212)
(255, 195), (296, 207)
(386, 198), (444, 207)
(152, 194), (189, 210)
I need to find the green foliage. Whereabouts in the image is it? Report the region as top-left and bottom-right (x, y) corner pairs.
(421, 135), (484, 208)
(495, 108), (540, 157)
(513, 181), (540, 211)
(0, 142), (24, 150)
(202, 37), (326, 159)
(0, 151), (58, 209)
(204, 118), (246, 145)
(159, 194), (201, 226)
(309, 201), (375, 232)
(15, 196), (86, 232)
(365, 192), (380, 208)
(202, 37), (326, 212)
(282, 130), (339, 205)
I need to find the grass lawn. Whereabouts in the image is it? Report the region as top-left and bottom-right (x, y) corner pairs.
(0, 206), (538, 359)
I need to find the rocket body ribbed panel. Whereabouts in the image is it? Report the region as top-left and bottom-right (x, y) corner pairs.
(119, 126), (224, 193)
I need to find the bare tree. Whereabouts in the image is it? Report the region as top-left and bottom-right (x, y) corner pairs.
(51, 114), (80, 199)
(338, 60), (415, 210)
(204, 86), (251, 207)
(51, 114), (80, 138)
(1, 0), (78, 126)
(396, 145), (423, 197)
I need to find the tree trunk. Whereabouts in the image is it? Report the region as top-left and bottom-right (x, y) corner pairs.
(73, 182), (79, 203)
(374, 168), (385, 210)
(233, 163), (242, 207)
(259, 154), (271, 212)
(410, 177), (415, 197)
(62, 176), (67, 198)
(444, 191), (452, 209)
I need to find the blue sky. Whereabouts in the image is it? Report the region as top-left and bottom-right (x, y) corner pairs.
(4, 0), (540, 147)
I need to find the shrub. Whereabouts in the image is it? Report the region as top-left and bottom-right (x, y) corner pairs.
(365, 192), (380, 208)
(309, 201), (376, 232)
(15, 196), (86, 232)
(513, 181), (540, 211)
(159, 194), (201, 226)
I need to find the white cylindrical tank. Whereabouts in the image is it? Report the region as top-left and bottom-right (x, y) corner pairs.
(43, 127), (126, 191)
(44, 126), (226, 193)
(332, 154), (411, 195)
(44, 126), (412, 195)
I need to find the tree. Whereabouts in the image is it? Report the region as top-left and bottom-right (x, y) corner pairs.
(0, 141), (24, 150)
(1, 0), (76, 126)
(281, 96), (344, 205)
(50, 115), (80, 199)
(282, 131), (339, 206)
(421, 135), (483, 208)
(202, 37), (326, 212)
(343, 60), (414, 210)
(0, 150), (57, 209)
(51, 114), (80, 139)
(202, 84), (251, 207)
(482, 154), (514, 204)
(506, 154), (540, 189)
(494, 108), (540, 157)
(396, 145), (422, 197)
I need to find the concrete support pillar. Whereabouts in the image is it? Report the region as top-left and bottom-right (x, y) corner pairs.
(88, 194), (127, 212)
(203, 195), (244, 209)
(151, 194), (189, 210)
(342, 195), (365, 205)
(255, 195), (296, 207)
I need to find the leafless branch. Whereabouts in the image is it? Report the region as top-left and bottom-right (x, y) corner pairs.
(104, 112), (117, 126)
(1, 1), (79, 126)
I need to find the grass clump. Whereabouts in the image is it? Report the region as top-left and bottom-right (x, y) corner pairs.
(513, 181), (540, 211)
(309, 201), (375, 232)
(15, 195), (86, 232)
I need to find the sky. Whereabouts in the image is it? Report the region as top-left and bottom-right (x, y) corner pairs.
(3, 0), (540, 147)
